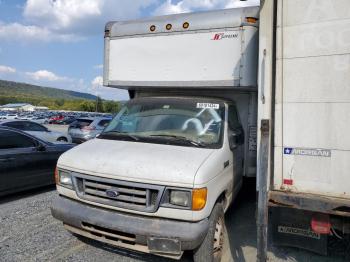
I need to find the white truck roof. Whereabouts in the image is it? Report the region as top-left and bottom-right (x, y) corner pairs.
(103, 7), (259, 90)
(105, 7), (259, 37)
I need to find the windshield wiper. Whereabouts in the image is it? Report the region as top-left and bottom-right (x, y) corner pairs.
(149, 134), (205, 147)
(100, 131), (139, 141)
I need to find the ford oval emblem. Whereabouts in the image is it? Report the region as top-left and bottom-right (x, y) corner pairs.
(106, 189), (119, 198)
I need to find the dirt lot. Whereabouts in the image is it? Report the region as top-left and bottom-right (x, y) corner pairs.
(0, 181), (347, 262)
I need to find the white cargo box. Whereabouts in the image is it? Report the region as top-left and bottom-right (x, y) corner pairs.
(104, 7), (259, 89)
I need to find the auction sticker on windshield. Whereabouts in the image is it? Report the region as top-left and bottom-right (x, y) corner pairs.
(196, 103), (220, 109)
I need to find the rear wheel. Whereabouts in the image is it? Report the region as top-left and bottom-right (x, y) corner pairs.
(193, 203), (225, 262)
(57, 137), (68, 142)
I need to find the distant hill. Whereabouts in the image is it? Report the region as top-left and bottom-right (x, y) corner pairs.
(0, 79), (121, 113)
(0, 79), (97, 100)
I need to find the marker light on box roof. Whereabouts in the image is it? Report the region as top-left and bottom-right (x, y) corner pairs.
(150, 25), (156, 32)
(246, 17), (258, 23)
(166, 23), (172, 30)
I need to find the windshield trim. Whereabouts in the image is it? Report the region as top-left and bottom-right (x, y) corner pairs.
(98, 133), (223, 149)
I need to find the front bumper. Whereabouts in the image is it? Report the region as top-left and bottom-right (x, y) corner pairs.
(51, 196), (209, 256)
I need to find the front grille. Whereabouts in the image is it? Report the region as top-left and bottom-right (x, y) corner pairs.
(73, 173), (164, 212)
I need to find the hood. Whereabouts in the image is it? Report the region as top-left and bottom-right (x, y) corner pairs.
(58, 138), (214, 187)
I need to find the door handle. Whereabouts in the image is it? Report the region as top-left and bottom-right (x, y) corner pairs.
(0, 158), (15, 162)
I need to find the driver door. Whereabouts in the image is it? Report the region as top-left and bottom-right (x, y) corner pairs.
(228, 104), (245, 192)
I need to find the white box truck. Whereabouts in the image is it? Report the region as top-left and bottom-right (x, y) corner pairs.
(51, 1), (350, 260)
(257, 0), (350, 258)
(51, 7), (259, 261)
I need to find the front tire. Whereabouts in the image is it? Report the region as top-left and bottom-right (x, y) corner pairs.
(193, 203), (225, 262)
(57, 137), (68, 142)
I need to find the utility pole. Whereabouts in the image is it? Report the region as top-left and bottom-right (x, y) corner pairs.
(95, 96), (98, 112)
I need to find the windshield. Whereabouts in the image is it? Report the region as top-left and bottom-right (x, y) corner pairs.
(99, 98), (225, 148)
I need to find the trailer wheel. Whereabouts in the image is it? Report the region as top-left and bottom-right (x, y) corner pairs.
(193, 203), (225, 262)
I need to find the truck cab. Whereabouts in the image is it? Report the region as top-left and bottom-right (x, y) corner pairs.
(51, 7), (259, 261)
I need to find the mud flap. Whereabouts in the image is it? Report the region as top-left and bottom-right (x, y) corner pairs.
(269, 207), (328, 255)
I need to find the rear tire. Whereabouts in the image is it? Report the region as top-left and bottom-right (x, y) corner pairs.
(57, 137), (68, 142)
(193, 203), (225, 262)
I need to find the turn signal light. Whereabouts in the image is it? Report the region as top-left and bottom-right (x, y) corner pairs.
(54, 167), (59, 184)
(192, 188), (207, 211)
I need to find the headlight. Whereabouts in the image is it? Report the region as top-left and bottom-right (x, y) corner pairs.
(161, 187), (207, 210)
(170, 190), (191, 207)
(55, 168), (73, 189)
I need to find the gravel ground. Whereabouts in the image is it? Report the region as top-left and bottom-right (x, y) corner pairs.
(0, 184), (347, 262)
(0, 187), (182, 262)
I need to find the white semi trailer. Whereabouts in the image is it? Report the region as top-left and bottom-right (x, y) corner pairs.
(51, 7), (259, 261)
(257, 0), (350, 258)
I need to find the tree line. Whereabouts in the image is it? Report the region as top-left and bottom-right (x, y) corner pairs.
(0, 95), (122, 113)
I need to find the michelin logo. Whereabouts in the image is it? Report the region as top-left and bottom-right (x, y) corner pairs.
(284, 147), (331, 157)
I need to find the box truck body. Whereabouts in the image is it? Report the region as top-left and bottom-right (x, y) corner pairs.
(51, 7), (260, 261)
(258, 0), (350, 255)
(103, 8), (258, 88)
(51, 1), (350, 259)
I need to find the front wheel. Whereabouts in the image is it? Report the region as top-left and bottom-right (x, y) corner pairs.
(193, 203), (225, 262)
(57, 137), (68, 142)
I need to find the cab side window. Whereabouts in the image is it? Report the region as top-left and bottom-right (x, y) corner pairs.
(228, 105), (244, 145)
(0, 130), (37, 149)
(228, 105), (242, 130)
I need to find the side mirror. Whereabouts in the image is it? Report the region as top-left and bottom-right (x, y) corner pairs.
(229, 129), (244, 150)
(36, 143), (46, 152)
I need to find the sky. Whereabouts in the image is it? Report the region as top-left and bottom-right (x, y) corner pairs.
(0, 0), (259, 101)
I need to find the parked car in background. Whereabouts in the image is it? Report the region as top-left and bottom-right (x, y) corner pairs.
(49, 115), (64, 124)
(31, 116), (49, 124)
(18, 115), (34, 120)
(56, 116), (76, 125)
(14, 113), (49, 124)
(0, 127), (74, 196)
(0, 120), (72, 143)
(68, 117), (111, 143)
(3, 113), (18, 120)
